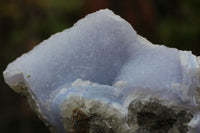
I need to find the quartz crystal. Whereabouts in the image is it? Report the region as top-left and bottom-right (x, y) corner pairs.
(3, 9), (200, 133)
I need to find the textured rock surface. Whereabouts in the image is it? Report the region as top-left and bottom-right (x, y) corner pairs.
(3, 9), (200, 133)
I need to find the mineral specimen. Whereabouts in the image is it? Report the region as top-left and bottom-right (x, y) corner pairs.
(3, 9), (200, 133)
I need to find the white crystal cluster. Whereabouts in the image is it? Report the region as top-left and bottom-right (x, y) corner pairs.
(3, 9), (200, 133)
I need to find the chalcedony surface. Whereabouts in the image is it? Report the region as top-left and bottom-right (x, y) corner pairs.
(3, 9), (200, 133)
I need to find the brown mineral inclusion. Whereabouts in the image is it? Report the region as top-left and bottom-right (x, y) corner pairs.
(72, 108), (89, 133)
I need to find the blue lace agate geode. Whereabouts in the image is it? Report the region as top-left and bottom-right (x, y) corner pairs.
(3, 9), (200, 133)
